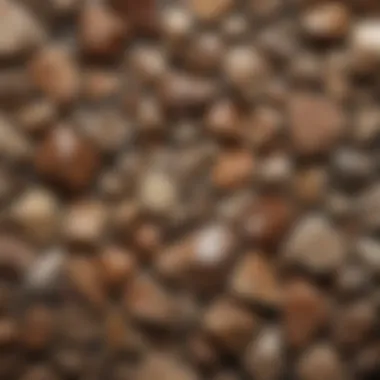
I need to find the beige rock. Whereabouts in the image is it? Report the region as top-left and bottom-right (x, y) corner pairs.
(0, 0), (46, 58)
(230, 252), (281, 307)
(10, 187), (59, 244)
(283, 214), (346, 274)
(82, 70), (120, 101)
(63, 200), (108, 245)
(244, 327), (284, 380)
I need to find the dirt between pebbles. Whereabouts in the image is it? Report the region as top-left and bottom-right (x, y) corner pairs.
(0, 0), (379, 379)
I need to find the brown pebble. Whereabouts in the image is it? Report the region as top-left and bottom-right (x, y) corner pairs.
(0, 319), (19, 346)
(229, 252), (281, 307)
(212, 150), (255, 190)
(189, 0), (235, 22)
(244, 195), (293, 246)
(283, 278), (328, 348)
(98, 246), (136, 290)
(82, 70), (120, 101)
(288, 93), (344, 156)
(296, 343), (346, 380)
(135, 354), (198, 380)
(202, 297), (258, 354)
(302, 3), (350, 41)
(21, 305), (53, 351)
(34, 125), (100, 192)
(79, 3), (127, 58)
(28, 45), (79, 104)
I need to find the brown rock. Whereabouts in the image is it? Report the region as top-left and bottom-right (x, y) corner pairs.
(62, 200), (108, 245)
(202, 297), (258, 353)
(302, 3), (350, 40)
(244, 195), (293, 246)
(332, 300), (376, 349)
(156, 223), (235, 290)
(82, 70), (120, 101)
(0, 70), (33, 107)
(34, 125), (100, 192)
(80, 3), (127, 57)
(161, 6), (194, 44)
(296, 343), (346, 380)
(21, 305), (53, 351)
(293, 166), (327, 206)
(160, 72), (216, 112)
(0, 114), (32, 163)
(187, 333), (219, 369)
(206, 99), (242, 139)
(0, 0), (46, 59)
(288, 93), (344, 155)
(16, 100), (56, 136)
(244, 327), (284, 380)
(135, 354), (198, 380)
(134, 223), (162, 259)
(283, 214), (346, 274)
(229, 252), (281, 307)
(189, 0), (235, 22)
(283, 279), (328, 348)
(358, 183), (380, 231)
(66, 256), (106, 309)
(124, 274), (183, 328)
(28, 45), (79, 104)
(0, 319), (19, 346)
(356, 238), (380, 276)
(98, 246), (136, 289)
(20, 366), (59, 380)
(109, 0), (157, 34)
(212, 150), (254, 190)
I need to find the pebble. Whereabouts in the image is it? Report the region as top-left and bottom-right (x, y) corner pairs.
(16, 100), (56, 134)
(10, 187), (59, 244)
(20, 366), (59, 380)
(98, 246), (136, 290)
(21, 305), (54, 351)
(358, 183), (380, 231)
(82, 70), (120, 102)
(124, 274), (183, 328)
(161, 6), (194, 44)
(79, 3), (127, 57)
(139, 170), (178, 215)
(34, 125), (100, 192)
(352, 20), (380, 58)
(62, 200), (108, 245)
(257, 153), (293, 187)
(206, 99), (242, 139)
(66, 256), (106, 309)
(135, 354), (198, 380)
(28, 45), (79, 104)
(355, 238), (380, 276)
(0, 114), (32, 163)
(229, 252), (281, 307)
(212, 150), (255, 190)
(296, 343), (346, 380)
(244, 327), (284, 380)
(283, 214), (346, 274)
(332, 300), (376, 349)
(288, 93), (344, 156)
(283, 278), (328, 348)
(0, 0), (46, 59)
(244, 195), (293, 246)
(353, 106), (380, 145)
(301, 3), (350, 40)
(189, 0), (236, 22)
(202, 297), (258, 353)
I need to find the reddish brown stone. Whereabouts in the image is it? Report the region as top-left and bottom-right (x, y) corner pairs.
(283, 279), (328, 348)
(34, 126), (100, 192)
